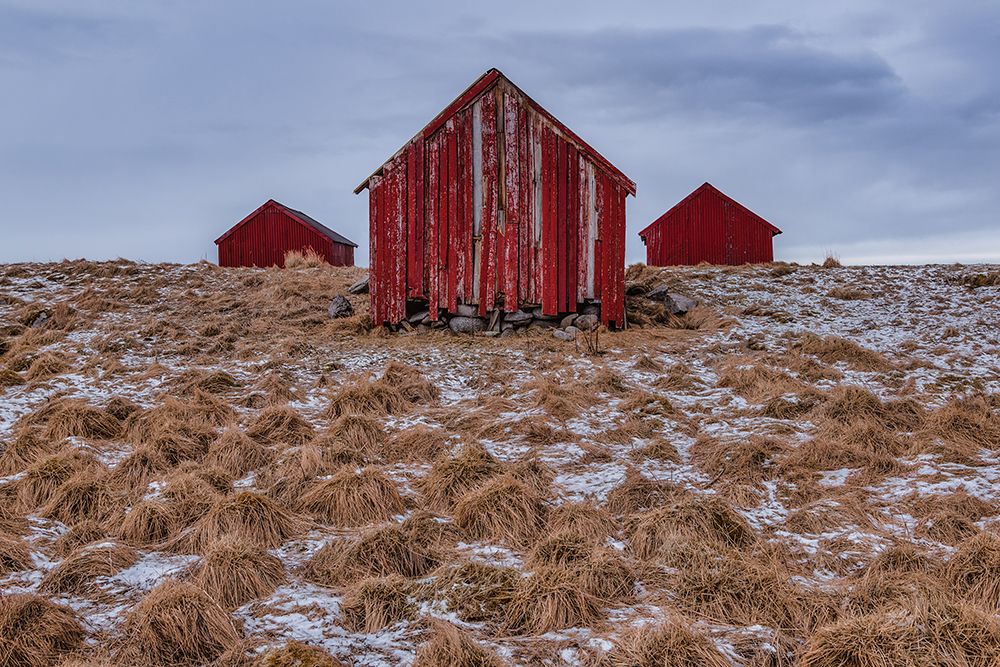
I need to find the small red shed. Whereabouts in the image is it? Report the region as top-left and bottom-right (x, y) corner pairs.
(355, 68), (636, 327)
(639, 183), (781, 266)
(215, 199), (357, 268)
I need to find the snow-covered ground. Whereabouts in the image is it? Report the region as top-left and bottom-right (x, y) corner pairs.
(1, 260), (998, 665)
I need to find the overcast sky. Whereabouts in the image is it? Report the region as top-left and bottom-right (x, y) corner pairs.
(1, 1), (998, 265)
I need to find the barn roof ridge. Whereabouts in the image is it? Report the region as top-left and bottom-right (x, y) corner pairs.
(638, 182), (781, 238)
(214, 199), (358, 247)
(353, 68), (636, 196)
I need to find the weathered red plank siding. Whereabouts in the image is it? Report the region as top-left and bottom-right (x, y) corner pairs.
(357, 69), (635, 326)
(640, 183), (781, 266)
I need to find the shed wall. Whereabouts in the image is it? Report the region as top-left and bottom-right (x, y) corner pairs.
(369, 82), (627, 327)
(642, 189), (775, 266)
(218, 206), (354, 268)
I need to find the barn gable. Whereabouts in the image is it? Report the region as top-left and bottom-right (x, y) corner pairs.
(639, 183), (781, 266)
(356, 68), (635, 328)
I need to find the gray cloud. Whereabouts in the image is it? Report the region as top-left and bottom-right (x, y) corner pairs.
(0, 1), (996, 265)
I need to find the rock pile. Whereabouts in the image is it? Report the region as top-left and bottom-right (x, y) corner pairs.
(398, 303), (602, 338)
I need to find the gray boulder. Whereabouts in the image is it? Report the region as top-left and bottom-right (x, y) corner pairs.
(531, 307), (559, 321)
(564, 325), (581, 337)
(669, 293), (698, 314)
(448, 316), (486, 334)
(575, 314), (599, 331)
(455, 303), (479, 318)
(553, 329), (576, 341)
(347, 277), (369, 295)
(504, 309), (533, 324)
(408, 310), (430, 324)
(560, 313), (579, 328)
(327, 296), (354, 319)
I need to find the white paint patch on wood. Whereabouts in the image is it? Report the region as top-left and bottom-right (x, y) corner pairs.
(586, 163), (597, 299)
(471, 100), (483, 302)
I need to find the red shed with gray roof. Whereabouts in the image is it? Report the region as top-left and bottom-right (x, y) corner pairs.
(215, 199), (357, 268)
(639, 183), (781, 266)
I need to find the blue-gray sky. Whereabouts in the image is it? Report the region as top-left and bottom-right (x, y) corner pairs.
(1, 1), (998, 265)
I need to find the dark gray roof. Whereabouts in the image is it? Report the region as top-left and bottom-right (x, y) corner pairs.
(277, 202), (358, 248)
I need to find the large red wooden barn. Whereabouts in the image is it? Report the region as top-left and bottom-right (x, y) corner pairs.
(639, 183), (781, 266)
(355, 68), (636, 327)
(215, 199), (357, 268)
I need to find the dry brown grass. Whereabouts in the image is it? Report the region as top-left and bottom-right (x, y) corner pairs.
(16, 448), (98, 509)
(40, 542), (138, 595)
(116, 579), (241, 666)
(327, 362), (438, 418)
(800, 596), (1000, 667)
(716, 359), (803, 402)
(946, 532), (1000, 612)
(179, 491), (302, 551)
(189, 537), (286, 609)
(383, 424), (449, 462)
(260, 444), (334, 503)
(668, 548), (823, 630)
(599, 620), (730, 667)
(206, 428), (273, 477)
(827, 286), (873, 300)
(340, 574), (415, 632)
(605, 468), (680, 515)
(246, 405), (314, 445)
(503, 565), (604, 635)
(425, 561), (519, 628)
(794, 333), (890, 371)
(0, 534), (31, 574)
(37, 399), (123, 441)
(283, 247), (329, 269)
(53, 520), (107, 556)
(25, 350), (72, 381)
(41, 469), (120, 524)
(306, 513), (445, 586)
(119, 499), (179, 547)
(260, 641), (345, 666)
(413, 622), (503, 667)
(299, 466), (405, 526)
(324, 414), (387, 452)
(160, 469), (224, 527)
(0, 429), (53, 475)
(527, 375), (594, 421)
(106, 445), (168, 495)
(453, 475), (546, 547)
(546, 501), (617, 541)
(0, 594), (85, 667)
(418, 442), (502, 509)
(627, 493), (755, 560)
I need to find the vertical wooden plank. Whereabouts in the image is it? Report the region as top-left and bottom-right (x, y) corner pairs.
(531, 117), (543, 306)
(369, 177), (380, 323)
(393, 159), (407, 323)
(438, 131), (450, 313)
(414, 140), (426, 298)
(447, 122), (459, 312)
(502, 92), (521, 311)
(426, 136), (440, 320)
(471, 101), (483, 305)
(542, 126), (558, 315)
(479, 88), (498, 316)
(406, 146), (418, 298)
(517, 103), (530, 305)
(556, 138), (567, 313)
(567, 144), (579, 311)
(460, 109), (474, 303)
